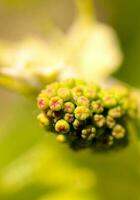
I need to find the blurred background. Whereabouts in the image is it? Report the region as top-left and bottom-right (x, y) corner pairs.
(0, 0), (140, 200)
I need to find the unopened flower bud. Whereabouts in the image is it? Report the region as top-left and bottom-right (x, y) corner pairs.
(37, 96), (49, 110)
(46, 109), (53, 119)
(83, 88), (97, 100)
(72, 86), (84, 98)
(74, 106), (90, 120)
(90, 84), (100, 92)
(49, 96), (63, 111)
(60, 79), (76, 88)
(112, 124), (125, 139)
(73, 119), (82, 130)
(110, 86), (129, 99)
(64, 113), (74, 123)
(37, 113), (50, 127)
(81, 126), (96, 140)
(108, 106), (123, 118)
(55, 119), (70, 134)
(56, 134), (66, 143)
(102, 93), (117, 108)
(45, 87), (56, 98)
(106, 115), (116, 129)
(64, 102), (75, 113)
(93, 114), (106, 127)
(108, 135), (114, 146)
(76, 96), (89, 107)
(119, 97), (129, 110)
(57, 87), (71, 101)
(91, 100), (104, 113)
(45, 82), (59, 90)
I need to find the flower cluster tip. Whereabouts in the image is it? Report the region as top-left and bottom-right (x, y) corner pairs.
(37, 79), (138, 151)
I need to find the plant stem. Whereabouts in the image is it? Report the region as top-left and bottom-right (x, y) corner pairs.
(75, 0), (96, 24)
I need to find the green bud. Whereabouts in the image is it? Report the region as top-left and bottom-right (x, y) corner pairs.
(107, 135), (114, 146)
(73, 119), (82, 130)
(119, 97), (129, 110)
(57, 87), (71, 101)
(46, 109), (53, 119)
(49, 96), (63, 111)
(37, 79), (138, 151)
(102, 93), (117, 108)
(90, 83), (100, 92)
(46, 82), (59, 90)
(45, 87), (56, 99)
(76, 96), (89, 107)
(56, 134), (66, 143)
(106, 115), (116, 129)
(112, 124), (125, 139)
(60, 79), (76, 88)
(72, 85), (84, 98)
(55, 119), (70, 134)
(64, 113), (74, 123)
(108, 106), (123, 118)
(110, 86), (129, 99)
(74, 106), (90, 120)
(64, 102), (75, 113)
(91, 100), (104, 113)
(81, 126), (96, 140)
(83, 87), (97, 100)
(93, 114), (106, 127)
(37, 113), (50, 127)
(37, 96), (49, 110)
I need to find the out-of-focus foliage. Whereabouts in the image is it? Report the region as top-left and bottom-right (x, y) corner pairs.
(98, 0), (140, 88)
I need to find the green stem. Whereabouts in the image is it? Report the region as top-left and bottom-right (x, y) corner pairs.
(0, 74), (37, 96)
(75, 0), (96, 23)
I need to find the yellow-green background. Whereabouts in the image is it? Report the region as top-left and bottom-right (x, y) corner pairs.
(0, 0), (140, 199)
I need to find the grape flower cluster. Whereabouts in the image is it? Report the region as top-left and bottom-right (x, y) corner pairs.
(37, 79), (138, 151)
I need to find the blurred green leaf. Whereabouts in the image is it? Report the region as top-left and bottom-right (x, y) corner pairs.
(98, 0), (140, 88)
(0, 184), (51, 200)
(0, 95), (42, 170)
